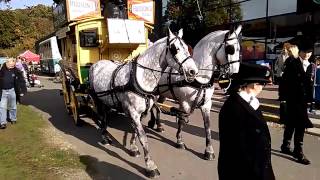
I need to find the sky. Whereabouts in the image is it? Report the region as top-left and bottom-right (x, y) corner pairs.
(0, 0), (54, 9)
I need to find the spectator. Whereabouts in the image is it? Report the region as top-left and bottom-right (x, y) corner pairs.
(0, 58), (27, 129)
(274, 43), (291, 83)
(279, 41), (314, 165)
(16, 57), (30, 88)
(218, 63), (275, 180)
(54, 62), (61, 82)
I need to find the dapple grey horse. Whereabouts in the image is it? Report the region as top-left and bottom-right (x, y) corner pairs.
(148, 26), (242, 160)
(89, 28), (198, 178)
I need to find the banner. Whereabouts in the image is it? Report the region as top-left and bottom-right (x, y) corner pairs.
(67, 0), (101, 21)
(107, 19), (145, 44)
(128, 0), (154, 24)
(53, 0), (101, 29)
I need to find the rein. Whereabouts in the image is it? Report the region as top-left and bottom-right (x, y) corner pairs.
(93, 36), (193, 107)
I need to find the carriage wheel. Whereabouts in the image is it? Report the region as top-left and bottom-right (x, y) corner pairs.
(70, 88), (81, 126)
(61, 74), (71, 114)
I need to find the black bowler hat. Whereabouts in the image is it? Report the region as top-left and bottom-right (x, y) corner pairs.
(299, 41), (313, 52)
(233, 63), (271, 85)
(295, 37), (314, 52)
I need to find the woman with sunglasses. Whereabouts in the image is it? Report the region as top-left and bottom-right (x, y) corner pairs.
(218, 63), (275, 180)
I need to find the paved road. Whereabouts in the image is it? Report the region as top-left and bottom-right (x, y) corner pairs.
(21, 76), (320, 180)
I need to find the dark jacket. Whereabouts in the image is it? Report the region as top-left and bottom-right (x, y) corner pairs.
(279, 56), (314, 128)
(0, 65), (27, 102)
(218, 93), (275, 180)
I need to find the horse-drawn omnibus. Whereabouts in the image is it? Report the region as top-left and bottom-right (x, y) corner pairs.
(54, 0), (153, 125)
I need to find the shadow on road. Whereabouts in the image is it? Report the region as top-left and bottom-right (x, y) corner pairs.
(159, 118), (219, 140)
(20, 89), (147, 178)
(271, 149), (296, 162)
(80, 155), (146, 180)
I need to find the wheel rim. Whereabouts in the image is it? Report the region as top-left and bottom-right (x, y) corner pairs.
(70, 90), (79, 125)
(61, 74), (70, 113)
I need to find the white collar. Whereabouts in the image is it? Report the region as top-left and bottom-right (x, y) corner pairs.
(238, 91), (260, 110)
(299, 57), (310, 71)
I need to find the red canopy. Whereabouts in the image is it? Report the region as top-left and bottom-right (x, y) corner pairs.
(19, 50), (40, 64)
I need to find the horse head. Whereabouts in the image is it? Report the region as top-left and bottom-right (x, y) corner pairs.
(166, 28), (198, 82)
(216, 25), (242, 75)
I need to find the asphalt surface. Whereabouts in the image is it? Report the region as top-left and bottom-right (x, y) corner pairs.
(20, 76), (320, 180)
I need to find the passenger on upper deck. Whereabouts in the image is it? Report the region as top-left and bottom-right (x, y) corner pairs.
(102, 0), (127, 19)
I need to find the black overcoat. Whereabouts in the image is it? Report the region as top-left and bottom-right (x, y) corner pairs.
(0, 65), (27, 102)
(279, 56), (314, 128)
(218, 93), (275, 180)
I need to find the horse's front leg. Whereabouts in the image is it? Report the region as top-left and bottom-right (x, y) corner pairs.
(148, 97), (165, 132)
(129, 131), (140, 157)
(176, 101), (190, 149)
(99, 104), (112, 145)
(130, 110), (160, 178)
(176, 115), (187, 149)
(200, 99), (215, 160)
(148, 104), (157, 129)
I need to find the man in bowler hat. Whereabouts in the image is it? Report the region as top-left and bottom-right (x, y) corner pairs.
(279, 39), (314, 165)
(218, 63), (275, 180)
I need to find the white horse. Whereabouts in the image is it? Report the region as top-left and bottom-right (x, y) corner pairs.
(89, 28), (198, 178)
(148, 26), (242, 160)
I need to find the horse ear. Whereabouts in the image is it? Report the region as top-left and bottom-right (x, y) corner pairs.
(178, 29), (183, 38)
(229, 25), (242, 39)
(168, 28), (175, 40)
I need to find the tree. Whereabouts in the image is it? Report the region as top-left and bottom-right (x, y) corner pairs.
(0, 5), (54, 57)
(164, 0), (242, 46)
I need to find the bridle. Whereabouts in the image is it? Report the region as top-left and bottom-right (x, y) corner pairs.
(215, 31), (241, 75)
(167, 36), (193, 74)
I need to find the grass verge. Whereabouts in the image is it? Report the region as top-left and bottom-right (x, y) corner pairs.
(0, 105), (86, 179)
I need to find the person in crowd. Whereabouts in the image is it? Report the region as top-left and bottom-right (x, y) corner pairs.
(54, 61), (61, 82)
(16, 56), (30, 88)
(0, 58), (27, 129)
(279, 41), (314, 165)
(274, 43), (291, 84)
(218, 63), (275, 180)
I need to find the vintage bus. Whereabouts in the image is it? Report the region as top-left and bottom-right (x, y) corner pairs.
(37, 36), (62, 74)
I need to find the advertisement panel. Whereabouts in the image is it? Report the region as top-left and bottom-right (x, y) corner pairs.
(127, 0), (154, 24)
(53, 0), (101, 29)
(107, 19), (145, 44)
(67, 0), (101, 21)
(107, 19), (146, 44)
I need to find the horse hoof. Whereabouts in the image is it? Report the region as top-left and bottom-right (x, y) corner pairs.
(148, 120), (155, 129)
(204, 151), (215, 161)
(176, 143), (185, 149)
(146, 168), (160, 178)
(100, 139), (110, 145)
(129, 150), (141, 157)
(156, 127), (165, 133)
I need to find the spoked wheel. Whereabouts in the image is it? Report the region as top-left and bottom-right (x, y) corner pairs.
(70, 88), (81, 126)
(61, 75), (71, 114)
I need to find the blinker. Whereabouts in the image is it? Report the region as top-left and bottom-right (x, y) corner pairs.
(169, 44), (178, 56)
(225, 45), (235, 55)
